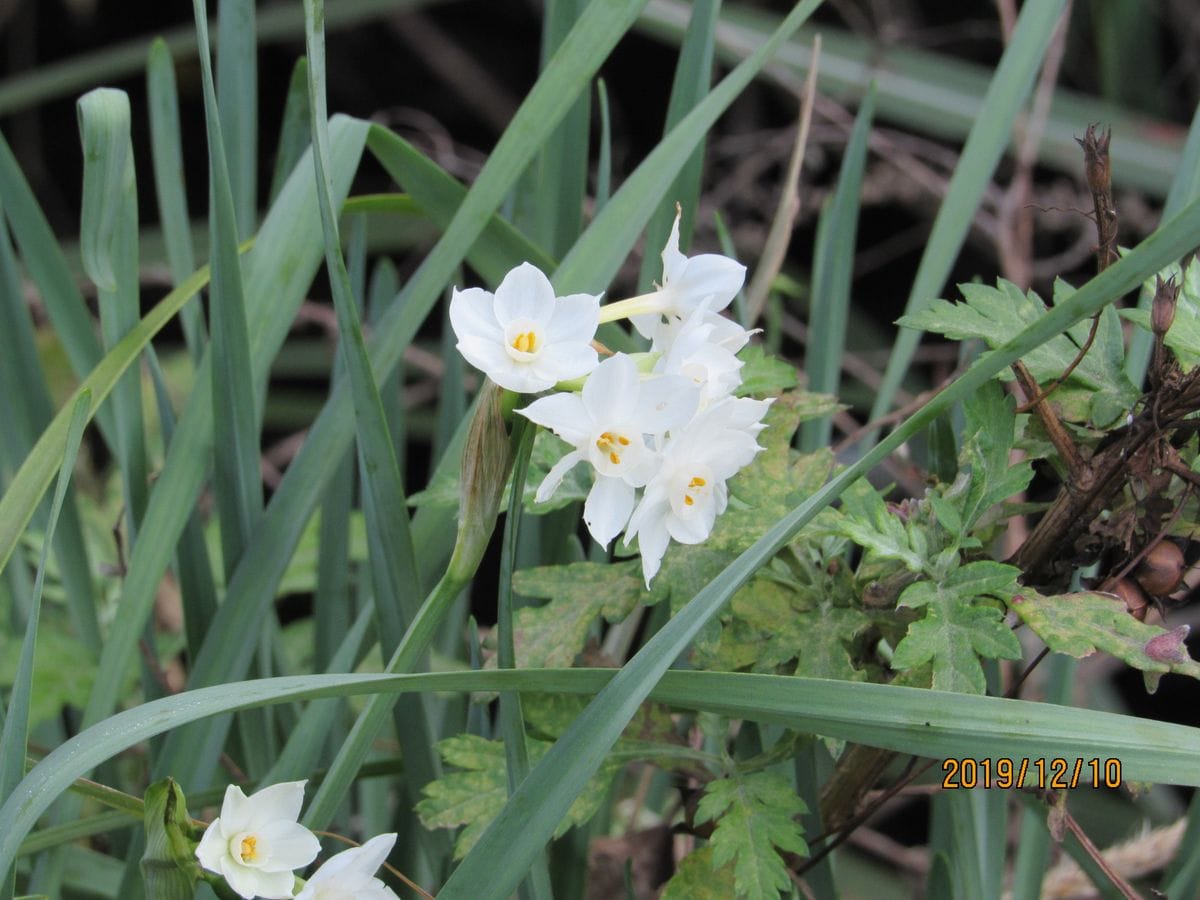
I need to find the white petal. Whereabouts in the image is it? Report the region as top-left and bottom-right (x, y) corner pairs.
(240, 780), (308, 831)
(660, 207), (687, 286)
(257, 819), (321, 871)
(448, 287), (503, 345)
(581, 353), (639, 423)
(225, 860), (296, 900)
(583, 477), (635, 548)
(304, 834), (397, 889)
(670, 255), (746, 313)
(218, 784), (252, 831)
(459, 337), (554, 393)
(195, 818), (229, 873)
(632, 514), (670, 587)
(517, 394), (590, 445)
(629, 310), (662, 340)
(493, 262), (556, 325)
(634, 375), (699, 434)
(666, 505), (716, 544)
(544, 293), (600, 343)
(530, 341), (598, 383)
(534, 449), (584, 503)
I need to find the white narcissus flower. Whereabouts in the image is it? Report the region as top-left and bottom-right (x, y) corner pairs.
(195, 780), (321, 899)
(450, 261), (600, 393)
(629, 207), (746, 339)
(624, 397), (771, 586)
(296, 834), (400, 900)
(652, 301), (753, 406)
(518, 352), (699, 548)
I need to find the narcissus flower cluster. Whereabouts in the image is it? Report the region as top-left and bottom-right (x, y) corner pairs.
(195, 780), (399, 899)
(450, 207), (770, 585)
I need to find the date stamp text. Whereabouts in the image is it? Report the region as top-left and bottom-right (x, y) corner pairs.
(941, 757), (1123, 790)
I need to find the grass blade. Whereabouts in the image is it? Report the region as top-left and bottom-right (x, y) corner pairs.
(634, 0), (720, 292)
(268, 57), (312, 205)
(6, 664), (1200, 878)
(217, 0), (258, 236)
(146, 38), (205, 361)
(863, 0), (1070, 431)
(192, 0), (263, 578)
(78, 88), (149, 532)
(799, 81), (875, 451)
(0, 393), (90, 892)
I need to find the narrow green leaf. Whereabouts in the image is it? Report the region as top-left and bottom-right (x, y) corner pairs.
(192, 0), (263, 577)
(269, 57), (312, 205)
(0, 392), (89, 891)
(533, 0), (589, 258)
(0, 203), (99, 655)
(866, 0), (1070, 433)
(635, 0), (720, 292)
(79, 88), (150, 537)
(554, 0), (823, 295)
(594, 78), (612, 211)
(6, 666), (1200, 878)
(217, 0), (258, 235)
(800, 81), (875, 451)
(146, 38), (205, 361)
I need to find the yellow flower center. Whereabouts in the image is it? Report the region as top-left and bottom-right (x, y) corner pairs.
(683, 475), (706, 506)
(511, 331), (539, 354)
(595, 431), (631, 465)
(239, 835), (258, 863)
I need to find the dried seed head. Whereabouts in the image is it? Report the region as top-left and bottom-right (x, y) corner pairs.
(1135, 541), (1186, 597)
(1076, 123), (1112, 197)
(1152, 276), (1180, 338)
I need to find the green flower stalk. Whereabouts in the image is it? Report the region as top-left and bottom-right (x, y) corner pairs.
(141, 778), (201, 900)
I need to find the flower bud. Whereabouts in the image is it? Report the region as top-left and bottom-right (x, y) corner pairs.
(450, 380), (512, 581)
(141, 778), (202, 900)
(1135, 541), (1185, 597)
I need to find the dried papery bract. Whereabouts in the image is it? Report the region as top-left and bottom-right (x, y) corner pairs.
(450, 380), (512, 581)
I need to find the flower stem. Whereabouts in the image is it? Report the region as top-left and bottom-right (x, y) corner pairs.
(596, 291), (665, 324)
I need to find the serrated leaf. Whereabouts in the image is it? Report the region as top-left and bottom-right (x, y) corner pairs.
(735, 345), (799, 396)
(660, 847), (738, 900)
(694, 772), (807, 899)
(1011, 590), (1200, 693)
(902, 279), (1139, 424)
(954, 381), (1034, 532)
(834, 483), (928, 573)
(416, 733), (616, 859)
(510, 559), (656, 668)
(891, 602), (1021, 694)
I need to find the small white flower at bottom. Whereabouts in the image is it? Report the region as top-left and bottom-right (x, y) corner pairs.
(624, 397), (771, 586)
(194, 780), (321, 899)
(295, 833), (400, 900)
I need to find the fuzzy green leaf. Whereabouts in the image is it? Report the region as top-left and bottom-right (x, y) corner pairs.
(954, 382), (1034, 532)
(901, 279), (1139, 426)
(660, 847), (737, 899)
(892, 601), (1021, 694)
(735, 345), (800, 397)
(509, 560), (657, 668)
(416, 734), (617, 860)
(694, 772), (807, 899)
(1011, 590), (1200, 693)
